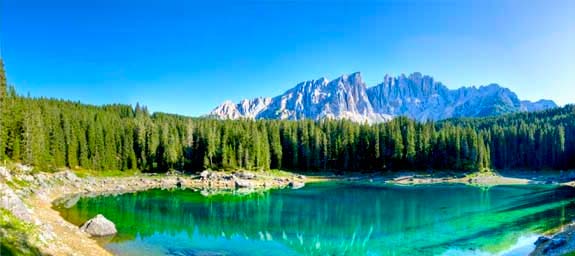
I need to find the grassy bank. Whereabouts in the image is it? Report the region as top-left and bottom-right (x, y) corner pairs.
(0, 209), (41, 256)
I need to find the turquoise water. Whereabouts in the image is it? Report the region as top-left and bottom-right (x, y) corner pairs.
(55, 183), (575, 255)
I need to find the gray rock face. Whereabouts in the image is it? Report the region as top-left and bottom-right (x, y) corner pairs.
(60, 170), (80, 182)
(0, 182), (35, 223)
(211, 97), (272, 120)
(0, 167), (12, 182)
(211, 72), (392, 123)
(200, 170), (211, 180)
(535, 236), (550, 246)
(367, 75), (537, 120)
(210, 72), (557, 122)
(80, 214), (117, 236)
(521, 99), (558, 112)
(233, 171), (256, 180)
(234, 179), (254, 189)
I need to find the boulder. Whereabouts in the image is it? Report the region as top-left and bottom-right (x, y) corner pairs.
(200, 170), (211, 180)
(234, 179), (254, 189)
(14, 164), (33, 173)
(62, 170), (80, 182)
(541, 237), (568, 254)
(16, 174), (35, 183)
(80, 214), (117, 236)
(234, 171), (256, 180)
(534, 236), (550, 246)
(0, 167), (12, 182)
(549, 237), (567, 249)
(34, 173), (50, 188)
(288, 181), (305, 189)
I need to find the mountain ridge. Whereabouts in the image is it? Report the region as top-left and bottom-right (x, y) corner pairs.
(209, 72), (557, 122)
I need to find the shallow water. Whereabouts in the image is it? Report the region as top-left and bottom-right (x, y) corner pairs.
(55, 183), (575, 255)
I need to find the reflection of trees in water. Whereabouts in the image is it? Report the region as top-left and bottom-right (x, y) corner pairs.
(56, 185), (575, 255)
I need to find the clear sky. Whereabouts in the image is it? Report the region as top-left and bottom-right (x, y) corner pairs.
(1, 0), (574, 116)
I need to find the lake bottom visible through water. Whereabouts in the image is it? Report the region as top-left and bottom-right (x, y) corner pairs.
(55, 182), (575, 256)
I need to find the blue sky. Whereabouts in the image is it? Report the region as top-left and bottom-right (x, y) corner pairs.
(1, 0), (574, 116)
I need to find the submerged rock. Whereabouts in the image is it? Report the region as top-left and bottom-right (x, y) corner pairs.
(80, 214), (117, 236)
(166, 248), (229, 256)
(62, 194), (81, 209)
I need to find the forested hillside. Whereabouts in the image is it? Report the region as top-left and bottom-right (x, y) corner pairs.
(0, 59), (573, 173)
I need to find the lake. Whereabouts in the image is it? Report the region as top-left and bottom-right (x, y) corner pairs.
(54, 182), (575, 256)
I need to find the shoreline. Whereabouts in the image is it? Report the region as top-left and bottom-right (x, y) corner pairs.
(315, 169), (574, 187)
(2, 166), (574, 255)
(1, 167), (306, 255)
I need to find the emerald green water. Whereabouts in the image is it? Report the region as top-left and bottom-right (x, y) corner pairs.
(55, 183), (575, 256)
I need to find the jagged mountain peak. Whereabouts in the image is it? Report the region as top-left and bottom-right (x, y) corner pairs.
(209, 72), (557, 122)
(340, 71), (363, 82)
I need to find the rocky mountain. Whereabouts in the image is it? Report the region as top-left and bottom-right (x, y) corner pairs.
(209, 72), (557, 123)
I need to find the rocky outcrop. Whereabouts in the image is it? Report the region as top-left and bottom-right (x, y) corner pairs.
(531, 224), (575, 255)
(211, 72), (392, 123)
(0, 166), (13, 182)
(79, 214), (117, 237)
(0, 182), (35, 223)
(234, 179), (254, 189)
(521, 100), (557, 112)
(210, 98), (272, 120)
(210, 72), (556, 123)
(233, 171), (256, 180)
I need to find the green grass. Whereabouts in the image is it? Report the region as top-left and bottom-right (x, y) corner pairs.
(5, 179), (32, 190)
(72, 167), (140, 178)
(0, 209), (41, 256)
(261, 169), (296, 177)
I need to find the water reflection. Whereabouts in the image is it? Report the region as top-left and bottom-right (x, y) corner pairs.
(56, 183), (575, 255)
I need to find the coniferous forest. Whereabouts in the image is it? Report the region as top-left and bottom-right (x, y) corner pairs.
(0, 59), (574, 173)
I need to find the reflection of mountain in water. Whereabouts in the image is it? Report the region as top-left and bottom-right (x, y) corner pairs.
(56, 184), (575, 255)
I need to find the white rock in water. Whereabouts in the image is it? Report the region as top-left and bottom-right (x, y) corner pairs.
(80, 214), (117, 236)
(288, 181), (305, 189)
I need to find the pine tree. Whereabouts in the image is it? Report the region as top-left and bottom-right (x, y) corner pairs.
(0, 59), (7, 160)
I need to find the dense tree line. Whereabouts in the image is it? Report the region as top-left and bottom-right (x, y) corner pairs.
(0, 59), (573, 173)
